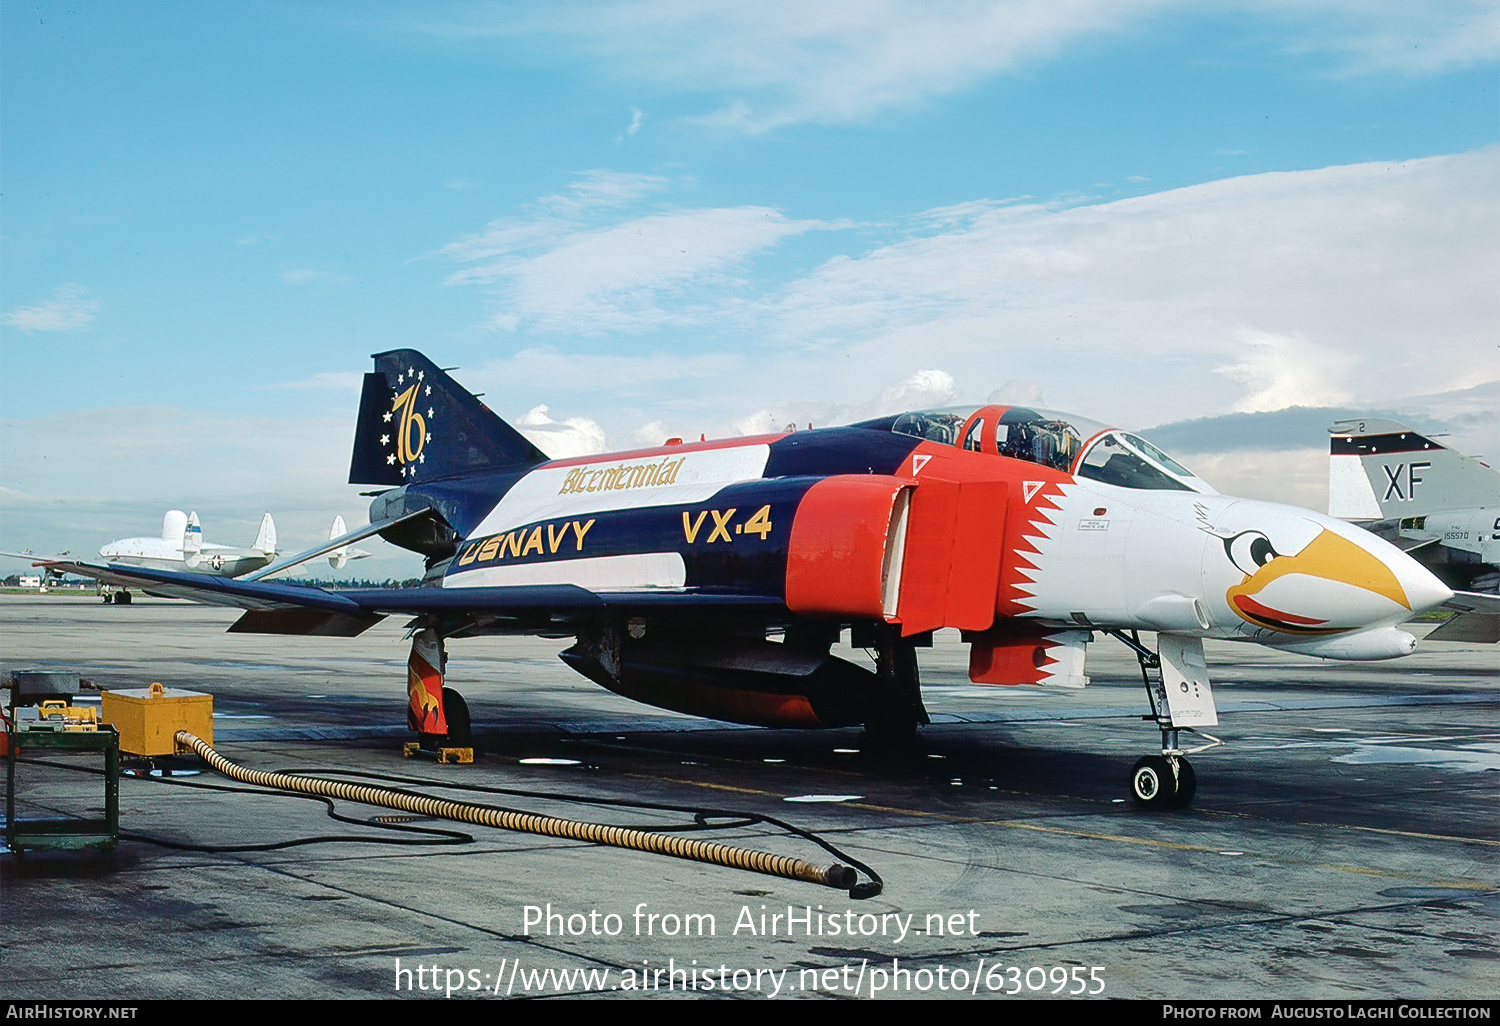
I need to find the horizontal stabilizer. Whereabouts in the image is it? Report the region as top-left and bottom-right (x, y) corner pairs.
(229, 609), (385, 636)
(1431, 591), (1500, 641)
(1425, 612), (1500, 643)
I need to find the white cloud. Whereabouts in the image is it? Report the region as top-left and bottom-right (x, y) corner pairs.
(442, 151), (1495, 460)
(18, 155), (1488, 557)
(1260, 0), (1500, 77)
(412, 2), (1499, 130)
(987, 380), (1047, 405)
(758, 149), (1499, 426)
(632, 420), (669, 446)
(446, 199), (829, 333)
(872, 369), (962, 414)
(468, 346), (742, 395)
(1214, 329), (1355, 413)
(0, 405), (416, 574)
(515, 404), (608, 458)
(1, 408), (349, 502)
(426, 0), (1157, 131)
(726, 369), (962, 439)
(3, 284), (98, 333)
(1184, 448), (1329, 511)
(441, 172), (668, 261)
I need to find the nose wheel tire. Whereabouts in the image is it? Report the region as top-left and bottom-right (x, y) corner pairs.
(1130, 755), (1194, 809)
(1172, 757), (1197, 808)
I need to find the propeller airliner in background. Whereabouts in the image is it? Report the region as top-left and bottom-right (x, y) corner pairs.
(6, 511), (365, 603)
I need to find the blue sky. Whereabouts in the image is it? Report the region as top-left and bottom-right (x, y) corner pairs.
(3, 2), (1497, 572)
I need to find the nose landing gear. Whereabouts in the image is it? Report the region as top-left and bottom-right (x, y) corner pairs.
(1130, 751), (1197, 809)
(1106, 629), (1221, 810)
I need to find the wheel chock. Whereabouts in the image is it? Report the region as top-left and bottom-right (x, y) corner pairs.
(402, 742), (473, 764)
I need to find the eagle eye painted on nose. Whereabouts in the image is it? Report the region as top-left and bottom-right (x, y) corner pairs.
(1223, 531), (1280, 576)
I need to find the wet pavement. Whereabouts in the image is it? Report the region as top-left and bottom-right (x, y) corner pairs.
(2, 595), (1496, 1000)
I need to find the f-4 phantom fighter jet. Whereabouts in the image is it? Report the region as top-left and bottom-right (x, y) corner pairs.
(40, 351), (1454, 807)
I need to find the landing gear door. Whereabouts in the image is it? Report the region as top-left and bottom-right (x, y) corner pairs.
(407, 628), (449, 735)
(1157, 633), (1217, 728)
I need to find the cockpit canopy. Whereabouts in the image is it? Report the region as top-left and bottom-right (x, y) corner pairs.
(886, 405), (1215, 493)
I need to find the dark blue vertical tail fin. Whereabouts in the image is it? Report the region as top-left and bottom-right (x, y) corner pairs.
(349, 350), (550, 486)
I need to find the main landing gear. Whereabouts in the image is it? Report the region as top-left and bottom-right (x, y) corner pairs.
(404, 627), (473, 763)
(1105, 629), (1222, 810)
(861, 625), (929, 751)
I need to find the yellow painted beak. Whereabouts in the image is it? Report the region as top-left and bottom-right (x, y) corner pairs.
(1227, 529), (1409, 633)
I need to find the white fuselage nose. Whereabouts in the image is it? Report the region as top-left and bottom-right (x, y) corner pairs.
(1014, 485), (1452, 644)
(1194, 496), (1452, 637)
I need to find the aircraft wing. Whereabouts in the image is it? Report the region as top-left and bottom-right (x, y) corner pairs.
(1427, 590), (1500, 643)
(28, 559), (786, 637)
(6, 558), (362, 610)
(2, 550), (76, 567)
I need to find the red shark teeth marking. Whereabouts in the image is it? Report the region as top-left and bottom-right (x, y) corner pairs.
(999, 480), (1066, 616)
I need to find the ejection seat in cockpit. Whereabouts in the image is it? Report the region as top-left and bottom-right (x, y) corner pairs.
(888, 403), (1087, 474)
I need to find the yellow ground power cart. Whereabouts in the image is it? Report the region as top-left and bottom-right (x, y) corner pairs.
(101, 682), (213, 757)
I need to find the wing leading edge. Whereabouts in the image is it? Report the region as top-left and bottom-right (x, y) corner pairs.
(30, 559), (783, 636)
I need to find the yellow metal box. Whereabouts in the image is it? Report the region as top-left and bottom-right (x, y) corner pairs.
(100, 682), (213, 756)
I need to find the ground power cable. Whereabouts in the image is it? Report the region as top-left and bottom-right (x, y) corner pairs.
(11, 755), (475, 852)
(273, 763), (885, 894)
(178, 730), (879, 897)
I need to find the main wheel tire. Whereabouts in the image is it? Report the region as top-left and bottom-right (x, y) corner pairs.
(115, 591), (132, 605)
(1130, 755), (1176, 808)
(441, 687), (471, 744)
(1171, 757), (1197, 808)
